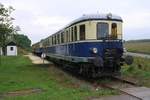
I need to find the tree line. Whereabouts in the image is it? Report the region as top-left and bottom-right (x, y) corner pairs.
(0, 3), (31, 55)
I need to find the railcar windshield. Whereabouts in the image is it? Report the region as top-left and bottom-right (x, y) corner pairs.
(97, 23), (109, 40)
(97, 22), (122, 40)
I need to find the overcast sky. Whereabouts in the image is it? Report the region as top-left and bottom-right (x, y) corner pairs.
(1, 0), (150, 44)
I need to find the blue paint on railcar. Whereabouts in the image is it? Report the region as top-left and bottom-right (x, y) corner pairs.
(35, 47), (44, 53)
(45, 41), (123, 58)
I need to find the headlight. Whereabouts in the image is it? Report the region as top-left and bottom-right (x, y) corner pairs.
(92, 48), (98, 54)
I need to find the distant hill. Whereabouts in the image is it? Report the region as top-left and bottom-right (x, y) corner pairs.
(126, 39), (150, 43)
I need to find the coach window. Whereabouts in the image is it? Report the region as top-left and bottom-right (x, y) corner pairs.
(66, 30), (68, 42)
(74, 26), (77, 41)
(79, 24), (85, 40)
(47, 39), (49, 46)
(49, 38), (51, 46)
(52, 36), (53, 45)
(71, 27), (74, 41)
(50, 37), (52, 45)
(69, 28), (72, 42)
(57, 34), (59, 44)
(69, 28), (71, 42)
(68, 29), (70, 42)
(61, 32), (64, 43)
(97, 23), (109, 39)
(55, 35), (57, 44)
(111, 23), (117, 39)
(54, 35), (56, 44)
(64, 31), (65, 43)
(53, 36), (55, 45)
(80, 25), (85, 40)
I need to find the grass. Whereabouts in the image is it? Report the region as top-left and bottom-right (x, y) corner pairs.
(125, 42), (150, 54)
(0, 56), (117, 100)
(121, 57), (150, 87)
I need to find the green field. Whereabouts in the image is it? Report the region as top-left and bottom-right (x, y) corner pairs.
(125, 41), (150, 54)
(122, 57), (150, 87)
(0, 56), (116, 100)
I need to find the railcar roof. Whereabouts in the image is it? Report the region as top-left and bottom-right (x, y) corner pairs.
(39, 13), (123, 42)
(66, 13), (123, 27)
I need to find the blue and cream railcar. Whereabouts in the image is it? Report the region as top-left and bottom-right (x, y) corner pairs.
(33, 13), (130, 77)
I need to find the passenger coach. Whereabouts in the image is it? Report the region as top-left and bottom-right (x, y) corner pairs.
(32, 13), (132, 77)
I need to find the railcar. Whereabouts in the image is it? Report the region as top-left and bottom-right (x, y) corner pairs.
(32, 13), (133, 77)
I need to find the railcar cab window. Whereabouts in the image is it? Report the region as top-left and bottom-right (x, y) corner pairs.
(111, 23), (117, 39)
(79, 24), (85, 40)
(97, 23), (109, 39)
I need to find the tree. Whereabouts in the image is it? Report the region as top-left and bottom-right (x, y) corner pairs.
(13, 34), (31, 51)
(0, 3), (15, 55)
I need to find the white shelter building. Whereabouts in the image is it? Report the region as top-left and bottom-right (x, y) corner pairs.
(6, 42), (18, 56)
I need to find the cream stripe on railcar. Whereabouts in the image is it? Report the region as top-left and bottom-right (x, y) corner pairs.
(84, 20), (122, 40)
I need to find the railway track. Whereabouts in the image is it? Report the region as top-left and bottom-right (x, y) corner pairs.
(30, 55), (150, 100)
(56, 64), (150, 100)
(98, 76), (150, 100)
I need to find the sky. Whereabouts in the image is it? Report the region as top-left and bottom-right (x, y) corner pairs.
(1, 0), (150, 44)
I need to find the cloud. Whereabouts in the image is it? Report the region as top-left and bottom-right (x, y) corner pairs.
(123, 12), (150, 29)
(34, 16), (71, 29)
(1, 0), (150, 43)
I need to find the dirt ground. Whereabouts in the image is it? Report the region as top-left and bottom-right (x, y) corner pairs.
(25, 53), (52, 64)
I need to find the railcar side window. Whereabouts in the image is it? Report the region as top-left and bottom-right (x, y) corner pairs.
(69, 27), (72, 42)
(55, 35), (56, 44)
(57, 34), (60, 44)
(71, 27), (74, 41)
(52, 36), (53, 45)
(74, 26), (77, 41)
(68, 28), (70, 42)
(61, 32), (64, 43)
(79, 25), (85, 40)
(49, 37), (51, 46)
(111, 23), (117, 39)
(97, 23), (109, 39)
(66, 30), (68, 42)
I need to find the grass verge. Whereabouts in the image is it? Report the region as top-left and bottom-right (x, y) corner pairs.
(122, 57), (150, 87)
(0, 56), (117, 100)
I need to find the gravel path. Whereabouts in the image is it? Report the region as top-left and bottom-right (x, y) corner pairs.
(25, 53), (52, 64)
(92, 94), (140, 100)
